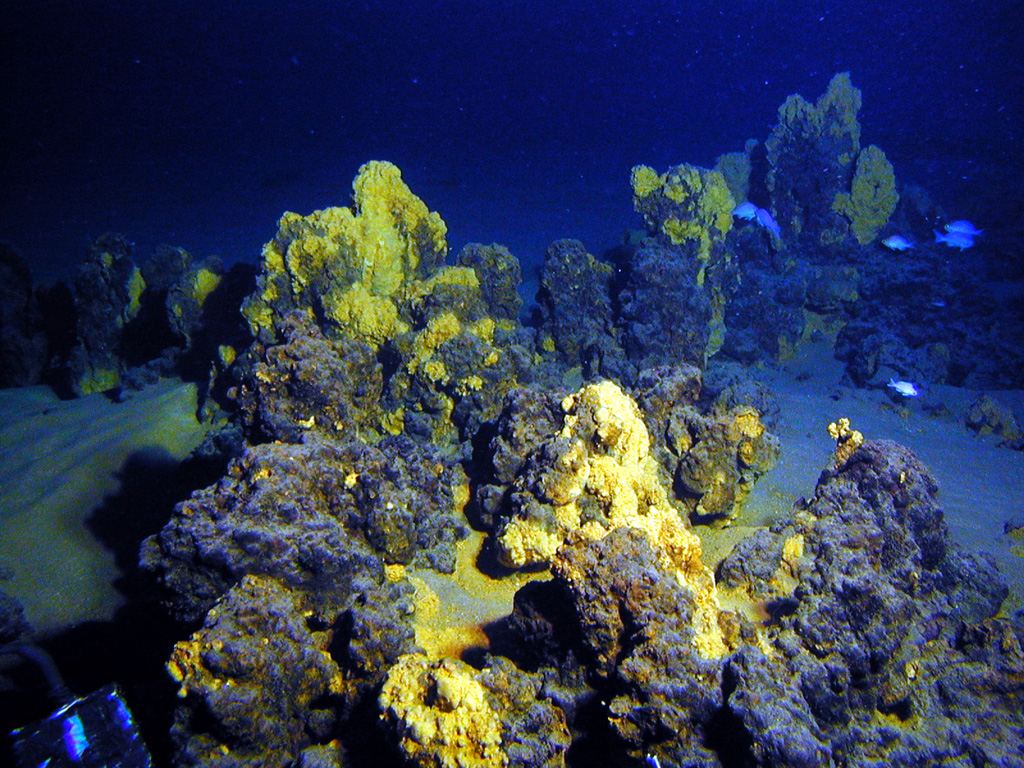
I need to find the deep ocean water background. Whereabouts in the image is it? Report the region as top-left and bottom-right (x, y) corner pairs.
(3, 2), (1024, 767)
(2, 0), (1022, 282)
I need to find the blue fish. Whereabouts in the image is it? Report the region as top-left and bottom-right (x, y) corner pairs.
(945, 219), (983, 236)
(732, 201), (758, 220)
(934, 229), (974, 250)
(882, 235), (914, 251)
(755, 207), (781, 238)
(888, 378), (919, 397)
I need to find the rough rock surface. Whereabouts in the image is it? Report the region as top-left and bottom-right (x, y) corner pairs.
(633, 365), (780, 521)
(617, 243), (715, 371)
(716, 440), (1022, 766)
(114, 148), (1024, 768)
(142, 434), (467, 622)
(497, 440), (1023, 766)
(232, 311), (384, 445)
(533, 238), (628, 381)
(379, 653), (570, 768)
(167, 574), (414, 768)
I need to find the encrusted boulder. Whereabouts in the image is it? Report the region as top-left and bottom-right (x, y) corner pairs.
(630, 163), (736, 360)
(456, 242), (524, 323)
(232, 311), (384, 444)
(555, 528), (726, 766)
(141, 434), (467, 622)
(633, 365), (780, 521)
(490, 380), (729, 658)
(167, 574), (414, 768)
(617, 242), (716, 370)
(761, 72), (898, 249)
(533, 239), (626, 380)
(715, 438), (1022, 766)
(379, 653), (570, 768)
(56, 233), (145, 396)
(239, 162), (528, 450)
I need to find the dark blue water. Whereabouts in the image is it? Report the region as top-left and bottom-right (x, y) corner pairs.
(3, 0), (1021, 283)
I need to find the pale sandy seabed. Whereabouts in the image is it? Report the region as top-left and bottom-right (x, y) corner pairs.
(0, 340), (1021, 638)
(0, 379), (210, 634)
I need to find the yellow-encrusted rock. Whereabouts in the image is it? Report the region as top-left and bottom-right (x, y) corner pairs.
(242, 160), (448, 348)
(497, 380), (727, 657)
(629, 162), (735, 354)
(379, 653), (506, 768)
(631, 163), (735, 263)
(832, 144), (899, 245)
(238, 161), (523, 448)
(828, 417), (864, 466)
(189, 267), (222, 309)
(321, 282), (410, 347)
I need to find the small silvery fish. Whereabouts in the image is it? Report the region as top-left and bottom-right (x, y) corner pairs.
(945, 220), (983, 236)
(887, 379), (919, 397)
(934, 230), (974, 250)
(755, 207), (781, 238)
(732, 201), (758, 220)
(882, 235), (914, 251)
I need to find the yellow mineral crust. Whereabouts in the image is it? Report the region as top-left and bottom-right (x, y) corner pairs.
(782, 533), (805, 569)
(322, 282), (409, 347)
(413, 266), (481, 296)
(630, 164), (663, 199)
(166, 637), (207, 697)
(832, 144), (899, 245)
(352, 161), (448, 294)
(179, 261), (218, 317)
(76, 367), (121, 396)
(379, 653), (507, 768)
(409, 312), (463, 374)
(495, 517), (567, 570)
(561, 380), (649, 465)
(498, 380), (727, 658)
(125, 266), (146, 324)
(631, 164), (735, 251)
(767, 533), (806, 595)
(730, 406), (766, 440)
(827, 417), (864, 466)
(242, 160), (448, 346)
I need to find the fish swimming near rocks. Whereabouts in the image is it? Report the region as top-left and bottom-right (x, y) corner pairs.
(934, 229), (974, 250)
(755, 207), (781, 238)
(887, 379), (919, 397)
(945, 220), (983, 236)
(732, 201), (758, 220)
(882, 235), (914, 251)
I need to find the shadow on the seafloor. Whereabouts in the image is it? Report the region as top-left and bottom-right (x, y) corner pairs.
(0, 443), (226, 767)
(85, 446), (225, 582)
